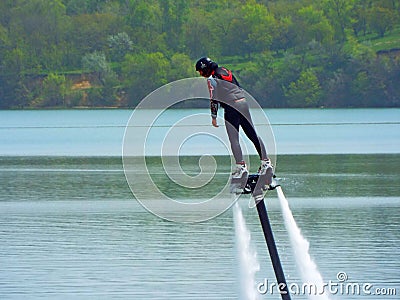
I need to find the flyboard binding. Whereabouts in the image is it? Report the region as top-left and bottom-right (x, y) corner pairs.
(230, 167), (280, 198)
(243, 174), (279, 194)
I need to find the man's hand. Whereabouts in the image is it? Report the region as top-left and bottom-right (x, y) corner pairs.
(212, 118), (219, 127)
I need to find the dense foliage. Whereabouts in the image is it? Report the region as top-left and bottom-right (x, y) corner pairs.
(0, 0), (399, 108)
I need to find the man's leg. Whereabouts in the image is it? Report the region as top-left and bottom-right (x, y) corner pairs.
(238, 105), (267, 160)
(224, 107), (248, 192)
(224, 107), (243, 163)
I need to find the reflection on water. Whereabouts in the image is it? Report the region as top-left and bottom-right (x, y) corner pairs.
(1, 154), (398, 201)
(0, 155), (399, 299)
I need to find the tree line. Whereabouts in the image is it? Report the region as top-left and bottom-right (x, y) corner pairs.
(0, 0), (399, 109)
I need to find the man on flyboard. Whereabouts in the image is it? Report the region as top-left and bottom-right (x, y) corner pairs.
(195, 57), (275, 196)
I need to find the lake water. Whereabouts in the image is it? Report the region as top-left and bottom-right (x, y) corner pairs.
(0, 109), (399, 299)
(0, 108), (399, 156)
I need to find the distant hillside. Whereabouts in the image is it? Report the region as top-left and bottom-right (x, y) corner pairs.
(0, 0), (399, 109)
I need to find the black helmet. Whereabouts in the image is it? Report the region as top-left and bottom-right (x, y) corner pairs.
(195, 57), (217, 76)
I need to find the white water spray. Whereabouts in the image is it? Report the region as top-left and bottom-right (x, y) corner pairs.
(276, 186), (331, 300)
(233, 202), (260, 300)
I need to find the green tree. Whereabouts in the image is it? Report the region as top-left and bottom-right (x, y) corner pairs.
(239, 51), (285, 107)
(184, 7), (220, 58)
(343, 34), (375, 62)
(322, 0), (355, 41)
(122, 52), (169, 106)
(160, 0), (189, 51)
(240, 1), (276, 56)
(99, 70), (119, 106)
(352, 0), (371, 36)
(296, 5), (334, 47)
(123, 0), (166, 53)
(270, 16), (294, 52)
(0, 0), (14, 29)
(167, 53), (196, 81)
(367, 6), (397, 37)
(82, 51), (115, 86)
(65, 0), (89, 15)
(67, 12), (121, 66)
(284, 69), (322, 107)
(353, 56), (400, 107)
(206, 2), (242, 57)
(107, 32), (133, 62)
(65, 0), (109, 15)
(35, 73), (69, 107)
(0, 25), (10, 58)
(9, 0), (68, 71)
(82, 51), (119, 106)
(0, 46), (30, 108)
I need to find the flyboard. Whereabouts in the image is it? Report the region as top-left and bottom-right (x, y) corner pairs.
(231, 170), (292, 300)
